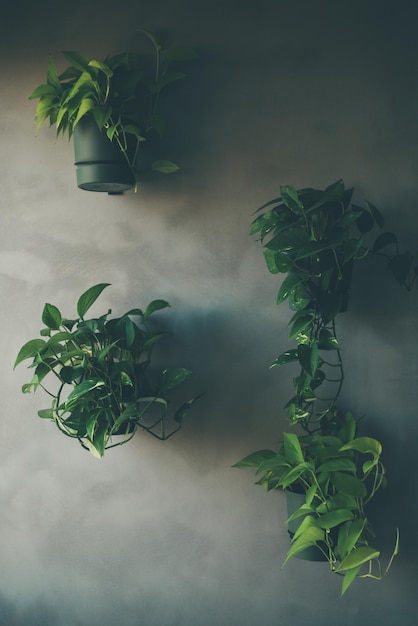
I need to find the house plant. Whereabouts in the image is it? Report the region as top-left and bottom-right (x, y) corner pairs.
(14, 283), (201, 458)
(29, 30), (196, 192)
(234, 180), (400, 594)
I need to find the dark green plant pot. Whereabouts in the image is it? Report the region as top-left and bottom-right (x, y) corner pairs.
(73, 116), (135, 193)
(285, 489), (327, 562)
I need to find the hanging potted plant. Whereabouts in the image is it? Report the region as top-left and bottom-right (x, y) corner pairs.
(14, 283), (201, 457)
(234, 180), (404, 594)
(29, 30), (196, 193)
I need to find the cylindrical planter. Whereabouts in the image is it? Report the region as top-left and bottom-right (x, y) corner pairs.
(73, 116), (135, 193)
(285, 489), (327, 562)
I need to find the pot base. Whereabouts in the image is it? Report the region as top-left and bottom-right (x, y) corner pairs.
(76, 163), (135, 193)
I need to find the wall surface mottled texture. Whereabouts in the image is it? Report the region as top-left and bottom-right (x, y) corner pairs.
(1, 1), (417, 624)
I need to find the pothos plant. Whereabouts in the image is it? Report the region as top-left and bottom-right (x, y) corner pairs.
(29, 30), (196, 190)
(14, 283), (201, 458)
(234, 180), (405, 594)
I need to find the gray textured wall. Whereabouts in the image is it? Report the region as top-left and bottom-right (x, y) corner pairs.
(0, 1), (417, 624)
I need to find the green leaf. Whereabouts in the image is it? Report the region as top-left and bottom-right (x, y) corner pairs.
(284, 526), (325, 564)
(270, 349), (298, 368)
(62, 51), (90, 73)
(123, 125), (146, 140)
(29, 83), (58, 100)
(174, 393), (203, 423)
(60, 366), (77, 384)
(42, 303), (62, 330)
(72, 97), (95, 128)
(85, 411), (99, 440)
(14, 339), (46, 369)
(283, 432), (305, 464)
(77, 283), (110, 319)
(88, 59), (113, 77)
(372, 231), (398, 253)
(279, 462), (313, 488)
(341, 565), (362, 595)
(388, 253), (412, 287)
(365, 201), (384, 229)
(297, 343), (319, 378)
(280, 185), (304, 213)
(340, 437), (382, 456)
(277, 273), (303, 305)
(152, 160), (180, 173)
(65, 379), (105, 408)
(318, 328), (339, 350)
(331, 472), (367, 497)
(313, 509), (353, 529)
(317, 458), (357, 473)
(143, 299), (170, 320)
(37, 408), (54, 419)
(338, 519), (366, 559)
(233, 449), (276, 469)
(161, 367), (191, 390)
(139, 29), (161, 52)
(289, 315), (313, 340)
(335, 546), (380, 572)
(46, 56), (62, 92)
(354, 207), (375, 233)
(263, 249), (293, 274)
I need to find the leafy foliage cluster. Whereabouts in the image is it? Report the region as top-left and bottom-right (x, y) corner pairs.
(14, 284), (200, 458)
(29, 30), (196, 188)
(235, 180), (403, 593)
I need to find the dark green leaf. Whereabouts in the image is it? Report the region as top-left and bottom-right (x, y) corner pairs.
(354, 206), (375, 233)
(372, 232), (398, 253)
(161, 367), (191, 390)
(365, 201), (384, 229)
(263, 250), (293, 274)
(174, 393), (203, 423)
(318, 328), (339, 350)
(388, 253), (412, 287)
(143, 299), (170, 320)
(14, 339), (46, 369)
(42, 303), (62, 330)
(270, 350), (298, 368)
(77, 283), (110, 319)
(65, 379), (105, 408)
(62, 51), (90, 73)
(277, 273), (303, 305)
(289, 315), (313, 340)
(280, 185), (304, 213)
(297, 343), (319, 377)
(331, 472), (367, 497)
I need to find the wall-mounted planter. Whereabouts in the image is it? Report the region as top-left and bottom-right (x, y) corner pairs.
(73, 117), (135, 194)
(29, 35), (196, 194)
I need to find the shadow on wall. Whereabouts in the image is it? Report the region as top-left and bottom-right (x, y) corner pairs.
(0, 593), (58, 626)
(150, 303), (290, 448)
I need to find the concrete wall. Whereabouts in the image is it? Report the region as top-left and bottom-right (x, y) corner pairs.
(0, 1), (417, 624)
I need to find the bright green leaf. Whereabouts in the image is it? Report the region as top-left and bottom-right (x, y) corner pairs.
(336, 546), (380, 572)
